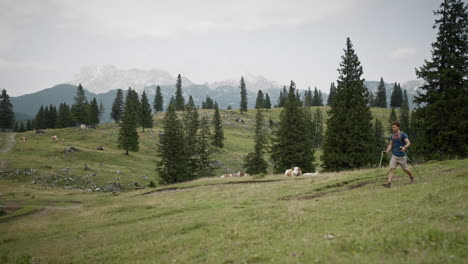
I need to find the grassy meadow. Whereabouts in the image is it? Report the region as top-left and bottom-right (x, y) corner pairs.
(1, 106), (466, 263)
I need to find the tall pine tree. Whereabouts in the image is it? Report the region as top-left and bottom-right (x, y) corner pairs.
(87, 98), (100, 128)
(111, 89), (124, 123)
(413, 0), (468, 159)
(264, 93), (272, 109)
(270, 81), (316, 173)
(153, 85), (164, 113)
(0, 89), (15, 131)
(239, 76), (248, 113)
(255, 90), (265, 109)
(321, 38), (374, 171)
(244, 108), (268, 175)
(174, 74), (185, 111)
(212, 102), (225, 148)
(375, 77), (387, 108)
(140, 90), (153, 131)
(72, 84), (88, 125)
(327, 82), (337, 106)
(197, 117), (214, 177)
(117, 88), (139, 155)
(304, 87), (313, 107)
(157, 104), (191, 184)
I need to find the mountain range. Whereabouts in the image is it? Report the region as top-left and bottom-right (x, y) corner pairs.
(11, 65), (424, 123)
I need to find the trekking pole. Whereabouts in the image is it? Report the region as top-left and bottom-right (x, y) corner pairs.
(406, 153), (422, 180)
(373, 150), (385, 187)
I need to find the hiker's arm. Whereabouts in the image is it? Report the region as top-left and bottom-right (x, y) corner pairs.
(385, 141), (392, 153)
(401, 138), (410, 152)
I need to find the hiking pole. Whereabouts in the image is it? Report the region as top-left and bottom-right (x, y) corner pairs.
(406, 153), (422, 180)
(373, 150), (385, 187)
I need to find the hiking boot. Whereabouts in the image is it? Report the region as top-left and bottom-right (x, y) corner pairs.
(410, 176), (415, 183)
(382, 182), (391, 188)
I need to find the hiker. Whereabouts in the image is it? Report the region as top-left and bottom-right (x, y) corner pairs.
(382, 121), (414, 188)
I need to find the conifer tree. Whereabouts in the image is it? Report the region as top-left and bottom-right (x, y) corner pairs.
(86, 98), (99, 128)
(26, 120), (32, 131)
(153, 85), (164, 113)
(34, 106), (46, 130)
(117, 88), (139, 155)
(157, 104), (191, 184)
(244, 108), (268, 174)
(202, 96), (214, 109)
(264, 93), (272, 109)
(389, 108), (398, 133)
(304, 87), (313, 107)
(72, 84), (88, 124)
(375, 77), (387, 108)
(174, 74), (185, 111)
(400, 90), (410, 134)
(111, 89), (124, 123)
(312, 108), (324, 148)
(368, 91), (376, 107)
(13, 122), (18, 132)
(390, 83), (403, 108)
(277, 86), (288, 108)
(197, 117), (214, 177)
(312, 87), (321, 106)
(321, 38), (374, 171)
(183, 100), (200, 176)
(212, 102), (225, 148)
(47, 104), (57, 129)
(19, 122), (25, 132)
(255, 90), (265, 109)
(99, 100), (105, 122)
(327, 82), (337, 106)
(413, 0), (468, 159)
(239, 76), (248, 113)
(270, 81), (315, 173)
(373, 119), (388, 165)
(139, 90), (153, 131)
(56, 103), (73, 128)
(186, 95), (196, 110)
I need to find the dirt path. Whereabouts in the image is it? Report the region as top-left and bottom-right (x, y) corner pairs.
(0, 133), (16, 171)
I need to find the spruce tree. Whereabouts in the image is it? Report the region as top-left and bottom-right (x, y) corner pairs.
(19, 122), (25, 132)
(277, 86), (288, 108)
(183, 100), (200, 177)
(264, 93), (272, 109)
(375, 77), (387, 108)
(99, 100), (105, 121)
(72, 84), (88, 124)
(321, 38), (374, 171)
(26, 120), (32, 131)
(186, 95), (196, 110)
(34, 106), (46, 129)
(47, 104), (57, 129)
(304, 87), (313, 107)
(140, 90), (153, 131)
(270, 81), (315, 173)
(368, 91), (376, 107)
(389, 108), (398, 133)
(157, 104), (191, 184)
(117, 89), (139, 155)
(202, 96), (214, 109)
(212, 102), (225, 148)
(373, 119), (388, 165)
(413, 0), (468, 159)
(56, 103), (73, 128)
(197, 117), (214, 177)
(312, 108), (324, 148)
(400, 90), (410, 134)
(87, 98), (100, 128)
(255, 90), (265, 109)
(239, 76), (248, 113)
(390, 83), (403, 108)
(327, 82), (337, 106)
(244, 108), (268, 175)
(153, 85), (164, 113)
(111, 89), (124, 123)
(174, 74), (185, 111)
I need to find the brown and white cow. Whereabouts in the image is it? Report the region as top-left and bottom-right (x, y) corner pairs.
(20, 136), (27, 142)
(50, 135), (58, 141)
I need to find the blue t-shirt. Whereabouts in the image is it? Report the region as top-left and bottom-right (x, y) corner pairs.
(391, 132), (408, 157)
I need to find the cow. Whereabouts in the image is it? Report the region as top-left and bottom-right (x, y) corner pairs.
(50, 135), (58, 141)
(80, 124), (87, 129)
(236, 172), (250, 177)
(292, 167), (302, 176)
(220, 174), (234, 178)
(61, 138), (65, 144)
(20, 136), (27, 142)
(285, 167), (302, 176)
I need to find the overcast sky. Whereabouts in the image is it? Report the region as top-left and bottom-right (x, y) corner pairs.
(1, 0), (442, 96)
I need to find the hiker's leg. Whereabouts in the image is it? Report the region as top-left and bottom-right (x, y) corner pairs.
(387, 168), (395, 183)
(401, 157), (414, 182)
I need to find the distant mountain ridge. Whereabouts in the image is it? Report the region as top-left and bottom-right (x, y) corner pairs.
(12, 65), (424, 123)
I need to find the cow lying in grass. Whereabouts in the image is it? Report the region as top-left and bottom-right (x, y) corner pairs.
(50, 135), (58, 141)
(285, 167), (302, 176)
(20, 137), (27, 142)
(220, 172), (251, 178)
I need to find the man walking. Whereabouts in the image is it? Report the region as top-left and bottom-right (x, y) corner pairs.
(382, 121), (414, 188)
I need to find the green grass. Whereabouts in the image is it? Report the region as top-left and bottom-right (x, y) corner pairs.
(0, 159), (466, 263)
